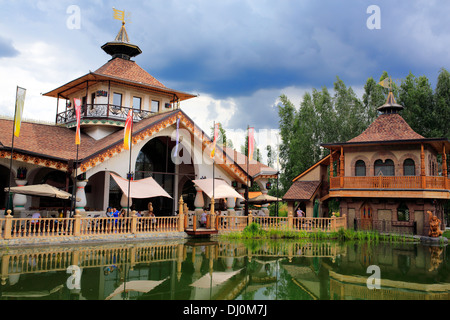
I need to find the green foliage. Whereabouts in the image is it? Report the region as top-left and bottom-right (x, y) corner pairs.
(278, 68), (450, 223)
(222, 224), (419, 243)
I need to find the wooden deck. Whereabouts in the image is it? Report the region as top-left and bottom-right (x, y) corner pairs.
(185, 228), (218, 237)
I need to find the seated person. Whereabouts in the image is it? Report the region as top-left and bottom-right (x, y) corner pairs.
(200, 210), (208, 227)
(30, 212), (41, 232)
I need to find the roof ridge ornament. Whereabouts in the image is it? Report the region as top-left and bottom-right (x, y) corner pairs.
(377, 76), (404, 114)
(101, 8), (141, 60)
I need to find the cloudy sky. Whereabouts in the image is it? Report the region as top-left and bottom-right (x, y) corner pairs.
(0, 0), (449, 161)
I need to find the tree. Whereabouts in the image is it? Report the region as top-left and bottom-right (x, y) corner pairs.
(266, 145), (275, 168)
(277, 94), (303, 193)
(209, 123), (229, 148)
(240, 130), (262, 163)
(434, 68), (450, 139)
(362, 76), (384, 124)
(398, 72), (435, 138)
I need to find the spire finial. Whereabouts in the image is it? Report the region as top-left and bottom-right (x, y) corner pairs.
(101, 7), (141, 60)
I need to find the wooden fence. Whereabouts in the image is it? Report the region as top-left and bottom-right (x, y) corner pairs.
(0, 208), (347, 242)
(216, 214), (347, 233)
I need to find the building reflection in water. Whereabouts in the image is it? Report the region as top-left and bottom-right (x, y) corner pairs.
(0, 239), (449, 300)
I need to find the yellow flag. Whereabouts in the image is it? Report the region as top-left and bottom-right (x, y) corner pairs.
(113, 8), (125, 22)
(378, 77), (391, 89)
(14, 86), (26, 137)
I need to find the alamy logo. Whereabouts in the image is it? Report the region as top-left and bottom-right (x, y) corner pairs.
(66, 5), (81, 30)
(367, 5), (381, 30)
(366, 265), (381, 290)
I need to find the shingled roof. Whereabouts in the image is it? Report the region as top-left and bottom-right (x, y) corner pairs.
(0, 110), (252, 183)
(94, 57), (166, 89)
(0, 119), (97, 161)
(283, 180), (321, 201)
(0, 111), (174, 162)
(347, 113), (424, 144)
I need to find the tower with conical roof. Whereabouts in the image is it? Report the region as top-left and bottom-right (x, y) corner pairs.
(43, 11), (196, 140)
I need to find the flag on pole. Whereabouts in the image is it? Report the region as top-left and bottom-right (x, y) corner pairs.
(248, 127), (255, 161)
(113, 7), (125, 22)
(124, 109), (133, 150)
(14, 86), (26, 137)
(74, 98), (81, 145)
(210, 122), (220, 158)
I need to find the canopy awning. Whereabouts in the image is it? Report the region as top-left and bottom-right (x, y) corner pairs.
(190, 269), (242, 289)
(192, 179), (244, 200)
(5, 184), (80, 201)
(105, 279), (167, 300)
(111, 173), (172, 199)
(248, 193), (282, 204)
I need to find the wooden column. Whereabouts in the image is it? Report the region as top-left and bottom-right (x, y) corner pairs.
(330, 150), (334, 179)
(443, 144), (448, 189)
(340, 146), (344, 188)
(421, 144), (426, 189)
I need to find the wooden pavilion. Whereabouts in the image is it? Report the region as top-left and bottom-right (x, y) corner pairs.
(283, 91), (450, 235)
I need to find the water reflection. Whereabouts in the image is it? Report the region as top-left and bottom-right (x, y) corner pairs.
(0, 239), (449, 300)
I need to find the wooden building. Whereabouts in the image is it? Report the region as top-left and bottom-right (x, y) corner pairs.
(0, 22), (276, 218)
(283, 91), (450, 235)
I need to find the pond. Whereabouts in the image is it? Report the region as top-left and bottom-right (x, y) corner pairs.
(0, 238), (449, 300)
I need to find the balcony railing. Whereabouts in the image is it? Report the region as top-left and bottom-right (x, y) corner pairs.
(330, 176), (449, 190)
(56, 104), (156, 125)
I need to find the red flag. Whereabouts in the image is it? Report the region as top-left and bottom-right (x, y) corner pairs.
(74, 98), (81, 145)
(124, 109), (133, 150)
(248, 127), (255, 161)
(210, 122), (220, 158)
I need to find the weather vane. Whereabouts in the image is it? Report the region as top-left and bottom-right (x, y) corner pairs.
(113, 7), (132, 25)
(378, 76), (401, 92)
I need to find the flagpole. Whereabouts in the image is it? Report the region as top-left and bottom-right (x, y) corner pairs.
(7, 87), (19, 214)
(126, 112), (133, 217)
(213, 121), (215, 204)
(71, 144), (79, 218)
(245, 125), (249, 216)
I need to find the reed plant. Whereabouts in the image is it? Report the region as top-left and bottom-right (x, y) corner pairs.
(220, 223), (419, 243)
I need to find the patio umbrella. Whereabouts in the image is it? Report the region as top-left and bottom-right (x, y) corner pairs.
(190, 269), (242, 289)
(247, 193), (281, 205)
(5, 184), (80, 201)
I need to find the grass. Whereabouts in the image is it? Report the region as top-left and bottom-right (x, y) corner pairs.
(443, 229), (450, 239)
(220, 222), (420, 243)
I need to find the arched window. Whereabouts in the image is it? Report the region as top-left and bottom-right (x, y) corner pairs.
(374, 159), (395, 176)
(355, 160), (366, 176)
(397, 202), (409, 221)
(403, 159), (415, 176)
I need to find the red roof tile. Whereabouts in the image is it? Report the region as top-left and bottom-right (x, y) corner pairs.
(283, 180), (321, 201)
(0, 119), (97, 160)
(347, 113), (424, 143)
(94, 57), (166, 88)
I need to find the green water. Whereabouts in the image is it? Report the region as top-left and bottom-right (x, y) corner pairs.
(0, 238), (449, 300)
